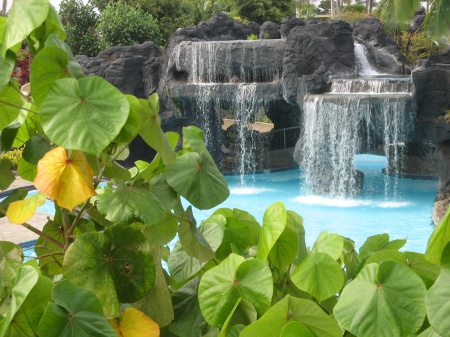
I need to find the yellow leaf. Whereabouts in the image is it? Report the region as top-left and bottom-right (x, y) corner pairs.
(34, 147), (96, 211)
(6, 192), (47, 224)
(109, 307), (160, 337)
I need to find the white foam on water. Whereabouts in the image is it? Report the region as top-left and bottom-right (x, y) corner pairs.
(292, 195), (373, 208)
(231, 187), (274, 195)
(377, 201), (410, 208)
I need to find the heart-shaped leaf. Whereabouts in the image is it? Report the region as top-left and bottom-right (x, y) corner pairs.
(0, 241), (22, 291)
(38, 279), (117, 337)
(240, 295), (342, 337)
(198, 254), (272, 328)
(166, 151), (229, 210)
(425, 268), (450, 337)
(0, 85), (21, 130)
(0, 189), (27, 218)
(22, 135), (52, 165)
(34, 147), (96, 211)
(30, 46), (71, 107)
(268, 219), (298, 270)
(63, 227), (155, 318)
(40, 77), (129, 156)
(291, 252), (344, 302)
(97, 180), (166, 226)
(334, 261), (427, 337)
(256, 202), (286, 262)
(312, 231), (344, 260)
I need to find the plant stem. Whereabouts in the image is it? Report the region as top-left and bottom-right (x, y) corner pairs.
(20, 223), (64, 249)
(61, 208), (72, 251)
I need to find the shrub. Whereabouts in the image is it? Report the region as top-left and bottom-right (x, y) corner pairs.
(343, 4), (367, 13)
(335, 10), (367, 22)
(97, 1), (162, 48)
(247, 33), (259, 40)
(396, 31), (439, 64)
(0, 148), (23, 169)
(12, 49), (32, 86)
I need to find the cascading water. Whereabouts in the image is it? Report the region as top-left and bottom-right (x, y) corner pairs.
(300, 41), (415, 198)
(173, 41), (280, 182)
(354, 42), (380, 76)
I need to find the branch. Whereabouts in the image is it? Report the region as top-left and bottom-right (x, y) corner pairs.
(20, 223), (64, 249)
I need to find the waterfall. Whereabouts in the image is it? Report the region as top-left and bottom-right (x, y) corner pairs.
(354, 42), (380, 76)
(173, 41), (278, 181)
(330, 77), (412, 94)
(300, 93), (414, 197)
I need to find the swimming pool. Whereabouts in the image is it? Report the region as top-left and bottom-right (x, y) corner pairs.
(17, 154), (437, 254)
(186, 155), (437, 253)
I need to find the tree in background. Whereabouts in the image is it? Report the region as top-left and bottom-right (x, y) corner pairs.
(228, 0), (295, 24)
(377, 0), (449, 45)
(59, 0), (100, 56)
(96, 1), (162, 48)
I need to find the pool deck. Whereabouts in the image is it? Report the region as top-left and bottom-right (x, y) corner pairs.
(0, 177), (51, 244)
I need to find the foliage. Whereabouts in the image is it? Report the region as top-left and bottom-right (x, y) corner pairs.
(298, 3), (318, 19)
(395, 31), (439, 64)
(59, 0), (101, 56)
(343, 3), (366, 13)
(11, 49), (32, 86)
(97, 1), (162, 49)
(0, 148), (23, 169)
(228, 0), (295, 24)
(377, 0), (450, 44)
(1, 1), (450, 337)
(247, 34), (258, 40)
(335, 10), (368, 22)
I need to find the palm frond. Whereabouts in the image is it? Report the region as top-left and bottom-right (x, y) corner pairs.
(378, 0), (421, 35)
(423, 0), (450, 45)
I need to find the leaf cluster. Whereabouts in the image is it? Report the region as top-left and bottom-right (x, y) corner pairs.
(1, 1), (450, 337)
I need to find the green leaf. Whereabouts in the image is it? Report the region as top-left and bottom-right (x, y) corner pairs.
(150, 174), (178, 212)
(143, 215), (178, 246)
(425, 268), (450, 337)
(166, 152), (229, 210)
(405, 251), (440, 288)
(215, 216), (250, 260)
(63, 228), (155, 318)
(182, 126), (208, 153)
(269, 219), (298, 270)
(286, 210), (307, 263)
(2, 0), (49, 56)
(0, 265), (53, 336)
(38, 280), (116, 337)
(256, 202), (286, 262)
(0, 123), (20, 155)
(133, 94), (176, 165)
(12, 109), (37, 148)
(0, 242), (22, 291)
(291, 252), (344, 302)
(198, 254), (272, 328)
(34, 220), (65, 276)
(115, 95), (142, 144)
(334, 261), (427, 337)
(359, 233), (406, 259)
(17, 157), (37, 182)
(312, 231), (344, 260)
(0, 85), (21, 131)
(417, 326), (444, 337)
(0, 51), (16, 92)
(240, 295), (342, 337)
(342, 237), (359, 280)
(170, 278), (205, 337)
(179, 213), (223, 262)
(97, 180), (166, 226)
(44, 34), (84, 79)
(0, 159), (14, 190)
(134, 246), (174, 328)
(40, 76), (129, 156)
(365, 250), (407, 265)
(426, 206), (450, 265)
(168, 222), (223, 284)
(30, 46), (71, 107)
(22, 135), (52, 165)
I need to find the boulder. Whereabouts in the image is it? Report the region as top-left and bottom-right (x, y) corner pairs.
(259, 21), (280, 39)
(280, 17), (304, 39)
(282, 20), (356, 104)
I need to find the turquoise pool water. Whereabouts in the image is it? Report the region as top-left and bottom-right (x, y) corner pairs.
(24, 155), (437, 254)
(185, 155), (438, 253)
